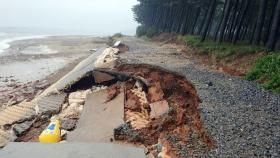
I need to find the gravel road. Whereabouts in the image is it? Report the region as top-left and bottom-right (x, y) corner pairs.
(120, 37), (280, 157)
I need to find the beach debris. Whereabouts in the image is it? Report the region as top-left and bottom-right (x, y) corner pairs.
(114, 41), (122, 47)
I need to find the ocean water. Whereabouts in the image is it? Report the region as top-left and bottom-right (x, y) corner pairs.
(0, 32), (47, 55)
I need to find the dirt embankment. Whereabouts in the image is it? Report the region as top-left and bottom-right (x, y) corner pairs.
(151, 33), (266, 77)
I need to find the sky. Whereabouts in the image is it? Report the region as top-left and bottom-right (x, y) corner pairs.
(0, 0), (139, 35)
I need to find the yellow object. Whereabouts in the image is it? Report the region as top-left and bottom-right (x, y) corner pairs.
(39, 119), (61, 143)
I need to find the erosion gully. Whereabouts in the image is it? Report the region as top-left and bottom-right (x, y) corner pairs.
(17, 63), (214, 158)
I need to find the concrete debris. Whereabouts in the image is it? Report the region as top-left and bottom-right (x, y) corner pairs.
(0, 129), (11, 148)
(149, 100), (169, 119)
(94, 48), (119, 68)
(69, 90), (90, 100)
(67, 90), (124, 143)
(36, 93), (66, 115)
(12, 120), (35, 136)
(0, 101), (36, 127)
(93, 71), (115, 84)
(59, 103), (82, 119)
(61, 118), (78, 131)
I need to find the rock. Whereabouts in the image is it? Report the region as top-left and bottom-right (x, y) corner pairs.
(69, 91), (84, 100)
(16, 96), (25, 103)
(59, 104), (81, 119)
(94, 47), (119, 68)
(207, 81), (213, 86)
(6, 99), (17, 106)
(12, 120), (35, 136)
(61, 130), (68, 140)
(62, 103), (69, 110)
(61, 118), (78, 131)
(68, 98), (84, 105)
(148, 82), (164, 102)
(3, 78), (8, 82)
(93, 71), (115, 84)
(7, 83), (17, 87)
(35, 80), (49, 89)
(149, 100), (169, 119)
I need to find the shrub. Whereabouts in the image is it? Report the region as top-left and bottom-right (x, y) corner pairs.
(136, 25), (147, 37)
(146, 26), (158, 38)
(246, 53), (280, 93)
(184, 35), (264, 59)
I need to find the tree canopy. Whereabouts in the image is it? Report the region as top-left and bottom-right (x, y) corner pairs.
(133, 0), (280, 52)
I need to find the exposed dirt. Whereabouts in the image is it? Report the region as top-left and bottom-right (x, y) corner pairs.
(112, 64), (214, 157)
(151, 33), (267, 77)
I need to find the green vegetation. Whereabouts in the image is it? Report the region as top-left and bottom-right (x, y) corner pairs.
(133, 0), (280, 52)
(136, 25), (158, 38)
(184, 35), (264, 59)
(246, 53), (280, 93)
(136, 25), (147, 37)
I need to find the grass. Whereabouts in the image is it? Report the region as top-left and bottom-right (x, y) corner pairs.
(245, 52), (280, 93)
(180, 35), (280, 93)
(183, 35), (264, 59)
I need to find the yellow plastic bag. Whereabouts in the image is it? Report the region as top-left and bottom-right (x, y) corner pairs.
(39, 119), (61, 143)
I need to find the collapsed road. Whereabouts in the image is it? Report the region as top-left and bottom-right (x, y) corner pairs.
(0, 36), (279, 158)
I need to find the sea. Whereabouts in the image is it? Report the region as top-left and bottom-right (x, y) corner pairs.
(0, 28), (52, 55)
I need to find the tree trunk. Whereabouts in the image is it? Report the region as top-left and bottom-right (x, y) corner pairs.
(267, 0), (280, 52)
(263, 0), (277, 44)
(191, 8), (201, 34)
(201, 0), (217, 42)
(233, 0), (251, 44)
(214, 0), (227, 41)
(218, 0), (232, 42)
(253, 0), (268, 45)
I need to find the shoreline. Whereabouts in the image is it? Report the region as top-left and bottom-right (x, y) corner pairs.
(0, 35), (108, 110)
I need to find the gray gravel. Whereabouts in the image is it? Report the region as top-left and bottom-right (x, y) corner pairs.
(120, 37), (280, 157)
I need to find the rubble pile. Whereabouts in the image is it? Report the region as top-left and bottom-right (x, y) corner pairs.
(112, 64), (214, 158)
(0, 79), (50, 110)
(58, 86), (107, 139)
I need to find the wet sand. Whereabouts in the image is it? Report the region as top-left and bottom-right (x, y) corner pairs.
(0, 36), (108, 110)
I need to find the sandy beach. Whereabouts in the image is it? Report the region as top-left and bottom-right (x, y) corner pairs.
(0, 36), (108, 110)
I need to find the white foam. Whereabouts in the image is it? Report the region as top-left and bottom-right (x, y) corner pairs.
(0, 35), (48, 54)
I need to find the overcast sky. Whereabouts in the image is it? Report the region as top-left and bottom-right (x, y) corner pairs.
(0, 0), (138, 35)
